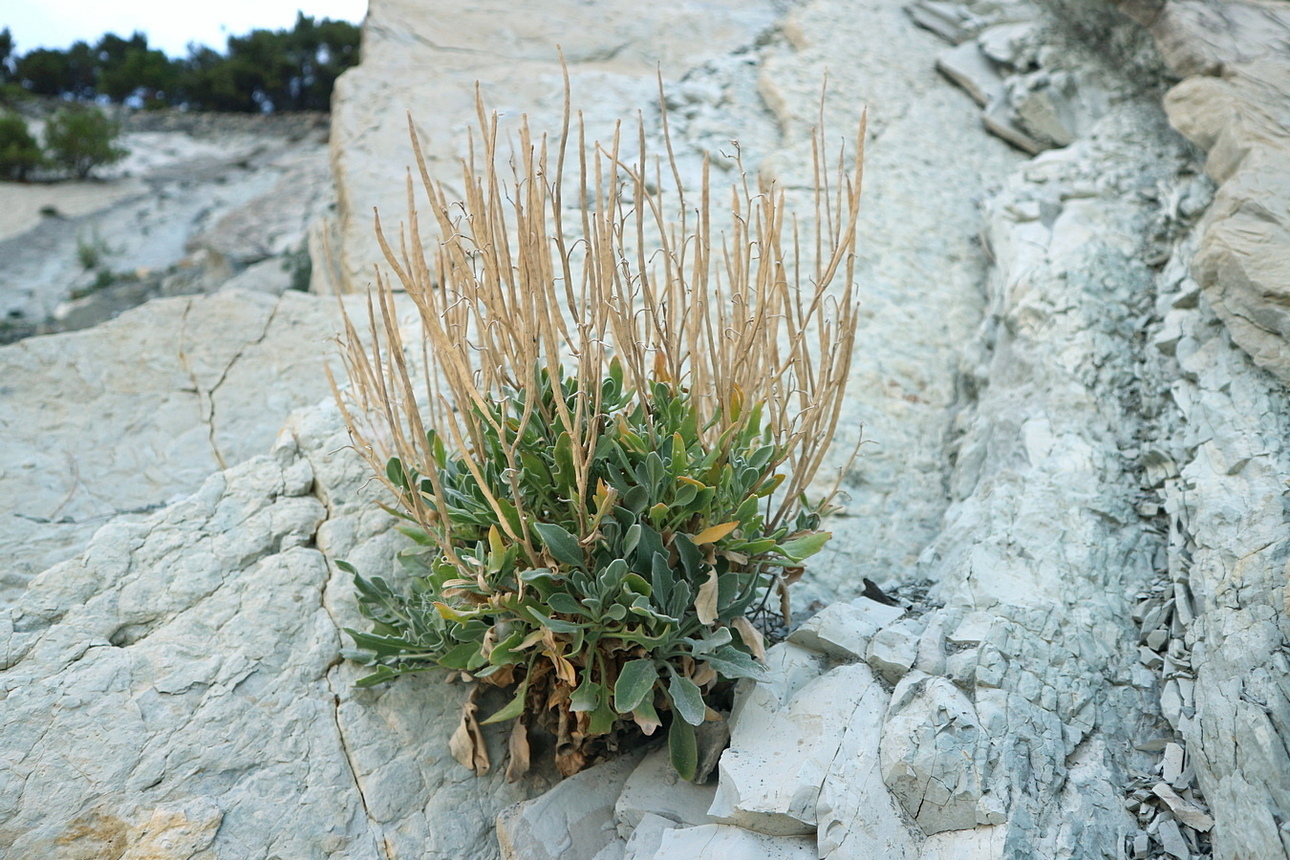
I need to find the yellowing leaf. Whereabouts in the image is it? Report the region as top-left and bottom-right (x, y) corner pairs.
(695, 568), (719, 626)
(730, 616), (766, 662)
(692, 521), (739, 545)
(434, 602), (472, 622)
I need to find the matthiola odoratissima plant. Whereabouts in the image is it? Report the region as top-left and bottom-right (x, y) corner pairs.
(334, 74), (864, 781)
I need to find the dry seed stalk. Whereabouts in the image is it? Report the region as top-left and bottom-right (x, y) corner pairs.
(332, 80), (865, 578)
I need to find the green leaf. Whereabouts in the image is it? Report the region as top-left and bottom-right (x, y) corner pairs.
(668, 672), (706, 726)
(673, 533), (701, 578)
(623, 523), (642, 556)
(495, 497), (524, 541)
(547, 593), (584, 617)
(614, 658), (658, 713)
(645, 451), (667, 492)
(589, 691), (617, 736)
(488, 629), (527, 666)
(669, 713), (697, 782)
(345, 628), (417, 659)
(687, 626), (732, 657)
(553, 431), (576, 493)
(518, 567), (557, 582)
(354, 664), (400, 687)
(733, 495), (761, 526)
(438, 641), (486, 670)
(650, 552), (674, 609)
(621, 572), (652, 598)
(705, 645), (767, 681)
(778, 531), (832, 562)
(386, 457), (408, 490)
(570, 675), (601, 712)
(481, 677), (529, 725)
(528, 606), (584, 633)
(533, 522), (585, 568)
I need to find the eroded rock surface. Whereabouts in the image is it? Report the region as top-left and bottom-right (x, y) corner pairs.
(0, 402), (553, 858)
(1147, 2), (1290, 388)
(0, 290), (350, 604)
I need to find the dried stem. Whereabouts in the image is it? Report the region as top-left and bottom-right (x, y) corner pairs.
(333, 75), (865, 577)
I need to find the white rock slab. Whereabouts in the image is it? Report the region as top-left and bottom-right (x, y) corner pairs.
(0, 405), (548, 858)
(867, 616), (925, 683)
(919, 824), (1008, 860)
(816, 663), (917, 859)
(615, 747), (717, 836)
(787, 597), (905, 660)
(0, 290), (350, 605)
(709, 659), (873, 836)
(881, 672), (995, 834)
(647, 824), (816, 859)
(497, 753), (643, 860)
(621, 813), (680, 860)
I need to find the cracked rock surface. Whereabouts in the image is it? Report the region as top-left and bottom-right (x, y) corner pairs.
(0, 404), (551, 858)
(0, 289), (349, 604)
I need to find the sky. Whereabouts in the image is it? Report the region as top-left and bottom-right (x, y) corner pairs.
(3, 0), (369, 58)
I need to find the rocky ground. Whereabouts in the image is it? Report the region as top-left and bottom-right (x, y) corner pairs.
(2, 1), (1289, 859)
(0, 108), (333, 342)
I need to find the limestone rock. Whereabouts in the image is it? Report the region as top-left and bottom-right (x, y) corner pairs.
(0, 128), (329, 327)
(786, 597), (905, 660)
(866, 616), (925, 683)
(497, 753), (642, 860)
(0, 290), (350, 605)
(614, 748), (717, 836)
(937, 41), (1007, 107)
(0, 402), (548, 858)
(1150, 3), (1290, 383)
(881, 672), (995, 834)
(913, 77), (1198, 855)
(329, 0), (782, 293)
(620, 813), (679, 860)
(706, 645), (845, 835)
(816, 664), (918, 859)
(647, 824), (816, 859)
(918, 825), (1009, 860)
(189, 148), (332, 266)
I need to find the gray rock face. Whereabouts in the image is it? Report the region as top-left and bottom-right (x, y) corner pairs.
(1146, 2), (1290, 385)
(0, 290), (351, 605)
(496, 752), (641, 860)
(0, 403), (549, 858)
(881, 672), (994, 834)
(329, 0), (783, 294)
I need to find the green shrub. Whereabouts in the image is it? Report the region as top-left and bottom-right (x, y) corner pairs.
(75, 229), (111, 269)
(43, 106), (127, 179)
(335, 86), (865, 782)
(0, 113), (41, 180)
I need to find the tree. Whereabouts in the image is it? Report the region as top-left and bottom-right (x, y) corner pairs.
(43, 106), (127, 179)
(0, 113), (41, 180)
(0, 28), (14, 84)
(97, 35), (178, 103)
